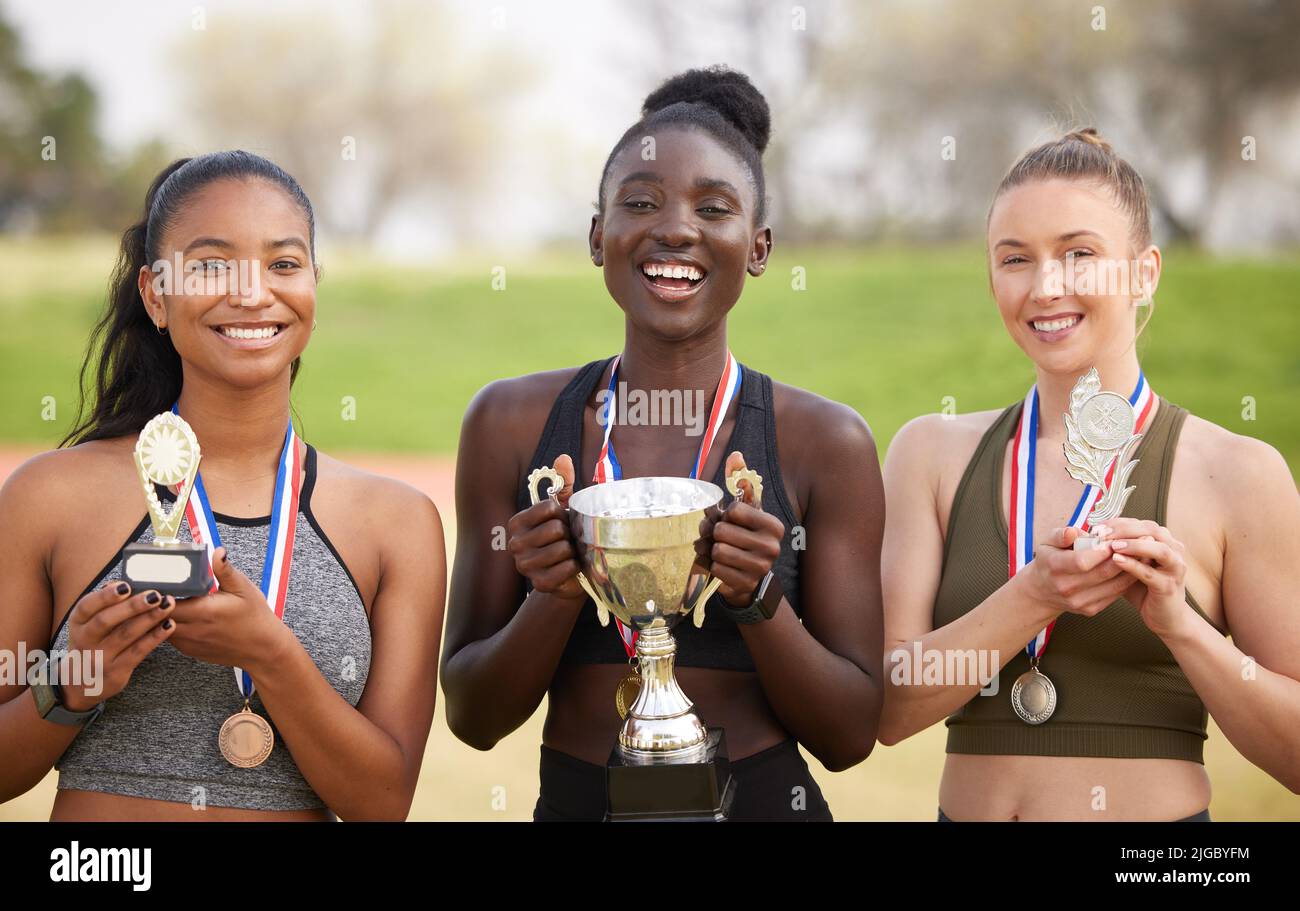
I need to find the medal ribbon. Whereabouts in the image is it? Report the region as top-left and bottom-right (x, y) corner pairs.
(1009, 372), (1154, 659)
(592, 350), (743, 655)
(171, 403), (302, 698)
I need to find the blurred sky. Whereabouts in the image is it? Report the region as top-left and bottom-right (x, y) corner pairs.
(4, 0), (827, 258)
(7, 0), (625, 147)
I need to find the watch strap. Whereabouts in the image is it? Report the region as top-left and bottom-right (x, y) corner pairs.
(45, 699), (105, 728)
(32, 663), (105, 729)
(722, 571), (782, 625)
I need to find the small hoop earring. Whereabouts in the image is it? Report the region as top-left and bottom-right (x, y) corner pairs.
(156, 323), (168, 336)
(313, 320), (318, 330)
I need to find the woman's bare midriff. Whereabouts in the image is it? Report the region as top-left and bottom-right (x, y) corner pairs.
(51, 789), (335, 821)
(939, 753), (1211, 821)
(542, 662), (791, 766)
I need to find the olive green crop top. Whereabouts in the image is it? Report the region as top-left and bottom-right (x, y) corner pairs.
(932, 398), (1227, 763)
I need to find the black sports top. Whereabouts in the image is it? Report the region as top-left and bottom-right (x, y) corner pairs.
(514, 356), (803, 672)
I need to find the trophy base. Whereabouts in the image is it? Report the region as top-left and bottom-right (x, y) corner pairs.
(605, 728), (735, 822)
(122, 543), (213, 599)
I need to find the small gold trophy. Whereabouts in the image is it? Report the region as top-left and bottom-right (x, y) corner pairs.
(121, 412), (214, 598)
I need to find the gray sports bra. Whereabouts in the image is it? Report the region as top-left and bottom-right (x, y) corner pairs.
(48, 444), (372, 811)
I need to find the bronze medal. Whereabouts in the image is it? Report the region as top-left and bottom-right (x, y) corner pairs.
(219, 701), (275, 768)
(1010, 665), (1057, 725)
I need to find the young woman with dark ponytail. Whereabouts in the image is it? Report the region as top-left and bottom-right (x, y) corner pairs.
(0, 151), (446, 820)
(442, 66), (885, 821)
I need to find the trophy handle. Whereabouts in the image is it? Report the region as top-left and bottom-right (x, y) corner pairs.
(692, 465), (767, 628)
(525, 466), (562, 506)
(725, 465), (763, 505)
(689, 576), (725, 628)
(526, 465), (610, 627)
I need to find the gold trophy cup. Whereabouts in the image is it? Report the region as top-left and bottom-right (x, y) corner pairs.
(527, 464), (761, 820)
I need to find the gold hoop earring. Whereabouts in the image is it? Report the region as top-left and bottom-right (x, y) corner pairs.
(156, 323), (168, 336)
(313, 320), (318, 330)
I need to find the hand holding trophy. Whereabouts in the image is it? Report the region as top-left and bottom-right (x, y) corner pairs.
(1009, 368), (1154, 726)
(697, 450), (777, 610)
(1063, 368), (1145, 550)
(526, 455), (764, 821)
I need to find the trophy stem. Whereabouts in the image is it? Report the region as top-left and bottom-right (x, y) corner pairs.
(618, 625), (708, 762)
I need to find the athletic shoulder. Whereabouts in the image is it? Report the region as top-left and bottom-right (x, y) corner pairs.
(769, 379), (876, 457)
(887, 408), (1004, 478)
(313, 449), (442, 530)
(0, 437), (135, 513)
(0, 439), (141, 581)
(455, 364), (595, 505)
(1178, 412), (1295, 509)
(460, 365), (588, 443)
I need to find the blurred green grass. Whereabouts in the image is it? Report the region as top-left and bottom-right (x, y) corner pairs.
(1, 236), (1297, 466)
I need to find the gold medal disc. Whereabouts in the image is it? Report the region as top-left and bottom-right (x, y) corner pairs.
(615, 674), (642, 720)
(219, 703), (275, 768)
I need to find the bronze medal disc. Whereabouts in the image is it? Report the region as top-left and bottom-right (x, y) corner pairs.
(615, 674), (642, 720)
(220, 706), (275, 768)
(1010, 669), (1057, 725)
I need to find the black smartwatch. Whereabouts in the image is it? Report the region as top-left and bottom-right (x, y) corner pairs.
(30, 656), (104, 729)
(721, 571), (784, 625)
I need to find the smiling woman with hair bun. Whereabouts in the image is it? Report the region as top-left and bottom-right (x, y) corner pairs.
(443, 65), (886, 821)
(0, 150), (446, 820)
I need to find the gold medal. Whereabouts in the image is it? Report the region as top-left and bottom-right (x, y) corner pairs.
(219, 699), (275, 768)
(614, 658), (642, 719)
(1010, 662), (1057, 725)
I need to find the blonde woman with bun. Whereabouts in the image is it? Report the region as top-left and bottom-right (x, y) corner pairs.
(878, 128), (1300, 821)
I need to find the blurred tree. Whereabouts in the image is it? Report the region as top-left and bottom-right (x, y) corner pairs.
(0, 12), (173, 234)
(174, 0), (532, 245)
(1127, 0), (1300, 246)
(829, 0), (1300, 247)
(0, 15), (103, 230)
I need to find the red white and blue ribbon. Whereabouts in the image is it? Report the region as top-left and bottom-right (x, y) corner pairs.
(172, 403), (302, 698)
(592, 351), (743, 654)
(1008, 372), (1154, 659)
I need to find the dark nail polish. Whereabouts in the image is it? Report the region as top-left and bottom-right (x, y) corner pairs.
(116, 582), (130, 596)
(146, 591), (160, 605)
(162, 618), (173, 630)
(159, 596), (174, 611)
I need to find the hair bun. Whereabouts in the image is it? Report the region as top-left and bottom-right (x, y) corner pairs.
(641, 65), (771, 154)
(1067, 127), (1115, 155)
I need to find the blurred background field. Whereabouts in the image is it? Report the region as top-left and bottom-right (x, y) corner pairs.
(2, 0), (1299, 821)
(2, 237), (1297, 467)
